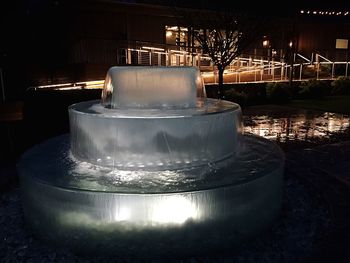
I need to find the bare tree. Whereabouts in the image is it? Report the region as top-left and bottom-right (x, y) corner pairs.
(175, 7), (268, 99)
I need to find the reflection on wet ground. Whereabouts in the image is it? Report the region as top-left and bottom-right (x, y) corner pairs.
(242, 105), (350, 149)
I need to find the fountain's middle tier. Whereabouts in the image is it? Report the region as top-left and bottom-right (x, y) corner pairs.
(69, 98), (242, 170)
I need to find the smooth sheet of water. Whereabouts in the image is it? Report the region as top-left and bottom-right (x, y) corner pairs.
(18, 134), (283, 194)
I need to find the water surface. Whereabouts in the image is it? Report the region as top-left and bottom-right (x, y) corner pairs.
(243, 105), (350, 143)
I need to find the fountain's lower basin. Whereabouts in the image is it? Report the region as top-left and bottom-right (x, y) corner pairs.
(18, 134), (284, 259)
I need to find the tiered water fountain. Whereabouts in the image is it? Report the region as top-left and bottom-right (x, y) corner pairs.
(18, 66), (284, 259)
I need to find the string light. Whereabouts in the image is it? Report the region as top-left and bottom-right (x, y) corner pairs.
(300, 10), (349, 16)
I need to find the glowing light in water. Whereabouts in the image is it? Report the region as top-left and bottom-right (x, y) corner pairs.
(114, 207), (131, 221)
(151, 196), (198, 224)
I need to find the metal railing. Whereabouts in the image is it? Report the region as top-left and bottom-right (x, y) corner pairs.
(120, 46), (350, 84)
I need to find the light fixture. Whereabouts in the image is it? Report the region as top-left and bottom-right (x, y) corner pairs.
(166, 31), (172, 37)
(142, 46), (165, 51)
(262, 40), (269, 48)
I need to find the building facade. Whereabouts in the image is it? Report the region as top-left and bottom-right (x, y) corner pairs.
(1, 1), (349, 99)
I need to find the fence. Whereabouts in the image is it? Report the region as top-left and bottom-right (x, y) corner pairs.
(120, 46), (350, 84)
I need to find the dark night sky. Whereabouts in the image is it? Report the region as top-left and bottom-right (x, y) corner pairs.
(112, 0), (350, 11)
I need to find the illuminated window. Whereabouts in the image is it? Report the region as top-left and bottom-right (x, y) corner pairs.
(165, 26), (188, 47)
(335, 39), (348, 49)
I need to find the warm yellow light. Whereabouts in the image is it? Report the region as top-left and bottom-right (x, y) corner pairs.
(289, 41), (293, 48)
(170, 49), (187, 54)
(142, 46), (165, 51)
(166, 31), (172, 37)
(53, 86), (83, 90)
(262, 40), (269, 47)
(84, 80), (104, 85)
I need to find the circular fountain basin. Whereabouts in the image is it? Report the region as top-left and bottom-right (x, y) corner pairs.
(69, 98), (242, 170)
(18, 134), (284, 259)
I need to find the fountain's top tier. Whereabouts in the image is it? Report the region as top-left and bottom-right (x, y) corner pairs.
(101, 66), (205, 109)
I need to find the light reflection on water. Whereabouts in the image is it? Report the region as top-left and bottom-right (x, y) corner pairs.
(243, 111), (350, 142)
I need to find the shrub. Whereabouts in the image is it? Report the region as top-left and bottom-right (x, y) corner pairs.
(302, 65), (316, 78)
(331, 76), (350, 95)
(224, 89), (247, 105)
(265, 82), (292, 103)
(298, 79), (329, 99)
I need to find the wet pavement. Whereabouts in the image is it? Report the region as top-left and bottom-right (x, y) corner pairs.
(242, 105), (350, 151)
(243, 104), (350, 262)
(285, 141), (350, 262)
